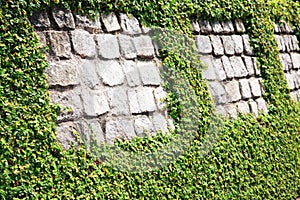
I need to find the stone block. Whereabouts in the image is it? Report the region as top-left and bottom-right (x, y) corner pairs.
(199, 20), (212, 34)
(285, 73), (295, 90)
(210, 35), (224, 56)
(211, 21), (223, 33)
(81, 89), (110, 117)
(52, 7), (75, 29)
(224, 104), (237, 119)
(105, 118), (135, 144)
(134, 115), (155, 136)
(283, 35), (291, 52)
(249, 100), (259, 117)
(108, 87), (130, 116)
(30, 11), (51, 28)
(249, 78), (262, 97)
(280, 53), (293, 71)
(80, 60), (100, 89)
(119, 13), (142, 35)
(274, 23), (280, 33)
(221, 21), (234, 34)
(138, 61), (161, 86)
(151, 112), (168, 133)
(118, 34), (137, 59)
(71, 29), (96, 58)
(252, 57), (260, 75)
(128, 89), (141, 114)
(136, 87), (157, 112)
(35, 31), (47, 48)
(98, 60), (124, 86)
(208, 81), (226, 104)
(275, 35), (284, 52)
(201, 56), (216, 80)
(236, 101), (250, 114)
(291, 35), (299, 51)
(122, 60), (141, 87)
(46, 60), (80, 87)
(213, 58), (227, 81)
(224, 80), (241, 102)
(284, 22), (293, 33)
(196, 35), (212, 54)
(291, 71), (299, 89)
(221, 56), (234, 79)
(153, 86), (167, 110)
(56, 122), (78, 150)
(291, 53), (300, 69)
(101, 12), (121, 32)
(229, 56), (248, 78)
(239, 79), (252, 99)
(75, 14), (102, 33)
(215, 105), (227, 116)
(234, 19), (245, 33)
(232, 35), (244, 55)
(191, 19), (200, 33)
(96, 34), (120, 59)
(242, 35), (254, 55)
(221, 36), (235, 56)
(242, 56), (255, 76)
(256, 98), (268, 113)
(290, 91), (299, 102)
(134, 35), (155, 58)
(49, 31), (71, 58)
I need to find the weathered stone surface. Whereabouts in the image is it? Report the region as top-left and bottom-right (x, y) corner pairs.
(252, 57), (260, 75)
(151, 112), (168, 133)
(134, 35), (155, 58)
(134, 115), (155, 136)
(242, 56), (255, 76)
(30, 11), (51, 28)
(291, 71), (299, 89)
(208, 81), (226, 104)
(221, 21), (234, 34)
(249, 100), (258, 117)
(239, 79), (252, 99)
(284, 22), (293, 33)
(229, 56), (248, 78)
(122, 60), (141, 87)
(138, 61), (161, 86)
(36, 31), (47, 48)
(141, 25), (151, 34)
(56, 122), (78, 150)
(224, 80), (241, 102)
(191, 19), (200, 33)
(105, 118), (135, 144)
(80, 60), (100, 89)
(101, 12), (120, 32)
(236, 101), (250, 114)
(242, 35), (253, 55)
(128, 89), (141, 114)
(99, 60), (124, 86)
(285, 73), (295, 90)
(96, 34), (120, 59)
(153, 87), (167, 110)
(136, 87), (157, 112)
(81, 89), (110, 117)
(274, 23), (280, 33)
(119, 13), (142, 34)
(232, 35), (244, 55)
(108, 87), (130, 116)
(210, 35), (224, 56)
(283, 35), (291, 52)
(46, 60), (80, 86)
(221, 36), (235, 56)
(49, 31), (71, 58)
(71, 29), (96, 58)
(196, 36), (212, 54)
(291, 35), (299, 51)
(280, 53), (293, 71)
(75, 14), (102, 33)
(275, 35), (284, 52)
(211, 21), (223, 33)
(249, 78), (262, 97)
(118, 34), (137, 59)
(221, 56), (234, 79)
(215, 105), (226, 116)
(52, 7), (75, 29)
(290, 91), (299, 101)
(201, 56), (216, 80)
(256, 98), (268, 113)
(224, 104), (237, 119)
(199, 20), (212, 33)
(234, 19), (245, 33)
(291, 53), (300, 69)
(213, 58), (227, 81)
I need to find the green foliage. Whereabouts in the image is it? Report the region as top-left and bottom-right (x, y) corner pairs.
(0, 0), (299, 199)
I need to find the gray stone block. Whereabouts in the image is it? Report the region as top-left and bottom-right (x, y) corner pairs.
(128, 89), (141, 114)
(119, 13), (142, 35)
(153, 86), (167, 110)
(291, 35), (299, 51)
(56, 122), (78, 150)
(122, 60), (141, 87)
(249, 78), (262, 97)
(105, 118), (136, 144)
(35, 31), (47, 48)
(291, 53), (300, 69)
(52, 7), (75, 29)
(249, 100), (258, 117)
(99, 60), (125, 86)
(232, 35), (244, 55)
(283, 35), (291, 52)
(213, 58), (227, 81)
(224, 104), (237, 119)
(196, 35), (212, 54)
(151, 112), (168, 134)
(215, 105), (227, 116)
(191, 20), (200, 33)
(225, 80), (241, 102)
(252, 57), (260, 75)
(210, 35), (224, 56)
(234, 19), (245, 33)
(291, 71), (299, 89)
(49, 31), (71, 58)
(221, 56), (234, 79)
(96, 34), (120, 59)
(71, 29), (96, 58)
(134, 35), (155, 58)
(290, 91), (299, 101)
(81, 89), (110, 117)
(256, 98), (268, 113)
(242, 56), (255, 76)
(274, 23), (280, 33)
(75, 14), (102, 33)
(201, 55), (216, 80)
(285, 73), (295, 90)
(136, 87), (157, 112)
(80, 60), (100, 89)
(118, 34), (137, 59)
(239, 79), (252, 99)
(221, 36), (235, 56)
(134, 115), (155, 136)
(221, 21), (234, 34)
(280, 53), (293, 71)
(101, 12), (121, 32)
(108, 87), (130, 116)
(211, 21), (223, 33)
(46, 60), (80, 87)
(208, 81), (226, 104)
(229, 56), (248, 78)
(242, 35), (254, 55)
(30, 11), (51, 28)
(284, 22), (293, 33)
(236, 101), (250, 114)
(138, 61), (161, 86)
(199, 20), (212, 33)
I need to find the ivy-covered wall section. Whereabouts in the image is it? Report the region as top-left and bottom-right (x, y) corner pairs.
(0, 0), (299, 199)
